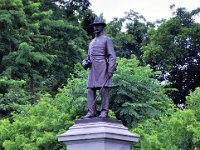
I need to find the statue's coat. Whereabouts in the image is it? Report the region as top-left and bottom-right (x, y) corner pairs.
(87, 34), (116, 88)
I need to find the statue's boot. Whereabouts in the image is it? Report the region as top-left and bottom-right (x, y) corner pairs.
(99, 111), (108, 118)
(82, 112), (96, 119)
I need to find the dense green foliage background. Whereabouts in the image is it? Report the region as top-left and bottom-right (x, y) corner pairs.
(0, 0), (200, 149)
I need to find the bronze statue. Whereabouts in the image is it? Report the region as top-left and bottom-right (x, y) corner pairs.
(82, 17), (116, 118)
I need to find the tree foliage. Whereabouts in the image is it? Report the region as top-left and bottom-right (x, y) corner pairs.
(133, 87), (200, 150)
(0, 68), (88, 150)
(0, 0), (90, 118)
(0, 77), (31, 118)
(105, 10), (153, 60)
(0, 1), (200, 149)
(110, 56), (172, 127)
(142, 7), (200, 103)
(0, 57), (173, 149)
(0, 94), (71, 150)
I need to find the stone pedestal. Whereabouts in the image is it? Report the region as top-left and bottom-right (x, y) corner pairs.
(58, 118), (139, 150)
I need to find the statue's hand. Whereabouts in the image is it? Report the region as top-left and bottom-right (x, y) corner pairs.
(82, 58), (91, 70)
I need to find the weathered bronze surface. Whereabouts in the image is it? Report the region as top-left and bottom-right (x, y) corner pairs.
(82, 17), (116, 119)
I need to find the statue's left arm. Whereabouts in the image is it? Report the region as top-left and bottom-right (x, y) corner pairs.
(106, 38), (116, 76)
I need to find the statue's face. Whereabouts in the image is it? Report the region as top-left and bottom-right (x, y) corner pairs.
(93, 24), (104, 33)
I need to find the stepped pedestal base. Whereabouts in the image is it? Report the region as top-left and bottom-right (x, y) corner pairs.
(58, 118), (139, 150)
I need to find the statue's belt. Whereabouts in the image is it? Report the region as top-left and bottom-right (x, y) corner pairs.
(91, 54), (106, 56)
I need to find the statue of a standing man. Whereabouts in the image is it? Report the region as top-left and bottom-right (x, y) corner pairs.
(82, 17), (116, 118)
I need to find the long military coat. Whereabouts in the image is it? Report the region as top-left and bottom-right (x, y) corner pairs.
(87, 34), (116, 88)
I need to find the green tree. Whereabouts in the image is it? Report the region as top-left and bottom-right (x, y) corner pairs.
(0, 64), (87, 149)
(0, 64), (88, 149)
(142, 7), (200, 104)
(0, 0), (53, 117)
(80, 9), (97, 37)
(133, 87), (200, 150)
(105, 17), (136, 58)
(0, 0), (90, 118)
(0, 77), (31, 118)
(109, 56), (172, 127)
(0, 57), (173, 149)
(105, 10), (153, 60)
(0, 94), (71, 150)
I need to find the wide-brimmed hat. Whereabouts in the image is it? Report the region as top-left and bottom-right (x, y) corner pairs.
(90, 17), (106, 27)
